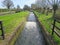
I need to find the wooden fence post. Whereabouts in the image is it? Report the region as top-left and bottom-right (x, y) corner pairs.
(0, 21), (5, 40)
(52, 19), (56, 35)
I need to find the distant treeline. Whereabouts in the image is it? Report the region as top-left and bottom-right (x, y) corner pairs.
(0, 9), (15, 12)
(0, 9), (9, 12)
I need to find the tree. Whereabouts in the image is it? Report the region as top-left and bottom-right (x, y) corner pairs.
(36, 0), (47, 14)
(31, 4), (37, 10)
(47, 0), (60, 17)
(16, 5), (21, 12)
(46, 7), (49, 15)
(36, 0), (42, 12)
(23, 5), (30, 11)
(2, 0), (14, 9)
(45, 1), (50, 15)
(41, 0), (47, 14)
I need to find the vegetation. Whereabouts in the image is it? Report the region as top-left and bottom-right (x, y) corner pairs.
(33, 0), (60, 16)
(2, 0), (14, 9)
(0, 9), (9, 12)
(23, 5), (31, 11)
(47, 0), (60, 17)
(0, 0), (60, 45)
(15, 5), (21, 13)
(0, 11), (29, 41)
(34, 11), (60, 45)
(9, 22), (25, 45)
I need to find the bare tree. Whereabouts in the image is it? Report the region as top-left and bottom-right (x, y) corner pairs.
(47, 0), (60, 17)
(16, 5), (21, 13)
(45, 1), (50, 15)
(31, 4), (37, 10)
(2, 0), (14, 9)
(36, 0), (42, 12)
(46, 7), (49, 15)
(23, 5), (30, 11)
(36, 0), (47, 14)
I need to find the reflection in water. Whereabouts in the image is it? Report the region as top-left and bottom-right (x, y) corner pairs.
(15, 12), (46, 45)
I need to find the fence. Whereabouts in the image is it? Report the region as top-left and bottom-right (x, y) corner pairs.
(52, 16), (60, 37)
(0, 21), (5, 40)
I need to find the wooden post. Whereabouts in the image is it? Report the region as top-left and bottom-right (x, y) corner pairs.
(0, 21), (5, 40)
(52, 19), (56, 35)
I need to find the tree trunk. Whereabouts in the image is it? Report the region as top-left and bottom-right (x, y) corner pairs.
(46, 8), (49, 15)
(46, 10), (48, 15)
(53, 10), (56, 17)
(42, 8), (45, 14)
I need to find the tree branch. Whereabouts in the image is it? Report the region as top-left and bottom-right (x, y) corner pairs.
(47, 0), (52, 5)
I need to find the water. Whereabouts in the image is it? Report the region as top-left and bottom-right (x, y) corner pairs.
(15, 12), (46, 45)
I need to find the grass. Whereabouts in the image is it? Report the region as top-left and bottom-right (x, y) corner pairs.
(34, 11), (60, 45)
(9, 22), (25, 45)
(0, 11), (29, 44)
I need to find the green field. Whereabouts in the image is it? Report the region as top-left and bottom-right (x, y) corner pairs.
(0, 11), (29, 39)
(34, 11), (60, 45)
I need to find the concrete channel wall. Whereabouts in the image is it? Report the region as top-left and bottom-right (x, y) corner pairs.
(7, 14), (29, 45)
(33, 12), (56, 45)
(14, 12), (47, 45)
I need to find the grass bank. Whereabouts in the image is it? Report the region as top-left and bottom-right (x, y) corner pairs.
(0, 11), (29, 45)
(34, 11), (60, 45)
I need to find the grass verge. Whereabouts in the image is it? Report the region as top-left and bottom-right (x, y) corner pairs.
(0, 11), (29, 45)
(9, 22), (25, 45)
(34, 11), (60, 45)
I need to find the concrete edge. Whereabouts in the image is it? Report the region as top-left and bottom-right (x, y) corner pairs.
(33, 12), (56, 45)
(7, 22), (25, 45)
(6, 14), (29, 45)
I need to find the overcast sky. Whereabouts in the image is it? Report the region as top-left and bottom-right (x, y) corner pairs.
(0, 0), (36, 9)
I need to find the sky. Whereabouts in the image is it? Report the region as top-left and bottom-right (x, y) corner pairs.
(0, 0), (36, 9)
